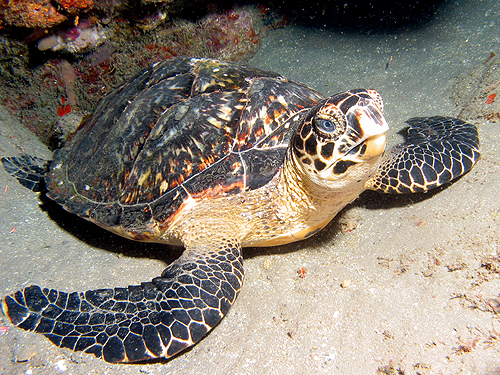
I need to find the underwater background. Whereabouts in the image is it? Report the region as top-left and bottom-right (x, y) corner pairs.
(1, 0), (500, 373)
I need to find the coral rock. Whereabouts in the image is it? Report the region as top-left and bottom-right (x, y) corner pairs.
(3, 0), (67, 28)
(451, 53), (500, 122)
(54, 0), (94, 15)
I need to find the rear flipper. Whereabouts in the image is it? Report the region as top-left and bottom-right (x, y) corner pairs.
(1, 155), (48, 192)
(365, 116), (480, 194)
(1, 240), (244, 363)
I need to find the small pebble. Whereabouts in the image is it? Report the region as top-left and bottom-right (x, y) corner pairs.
(16, 349), (38, 363)
(340, 279), (351, 288)
(263, 258), (272, 269)
(37, 35), (60, 51)
(55, 359), (67, 371)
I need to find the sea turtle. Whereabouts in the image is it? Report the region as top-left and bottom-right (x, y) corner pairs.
(1, 57), (480, 363)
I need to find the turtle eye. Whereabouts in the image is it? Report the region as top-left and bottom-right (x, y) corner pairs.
(315, 119), (336, 133)
(313, 114), (346, 140)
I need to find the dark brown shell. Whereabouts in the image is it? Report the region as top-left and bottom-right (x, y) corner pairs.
(45, 58), (324, 237)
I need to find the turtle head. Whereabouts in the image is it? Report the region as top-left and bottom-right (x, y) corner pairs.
(292, 89), (388, 190)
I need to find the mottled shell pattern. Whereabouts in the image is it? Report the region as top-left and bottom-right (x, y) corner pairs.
(46, 58), (324, 240)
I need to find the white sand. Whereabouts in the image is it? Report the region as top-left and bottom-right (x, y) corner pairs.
(1, 0), (500, 373)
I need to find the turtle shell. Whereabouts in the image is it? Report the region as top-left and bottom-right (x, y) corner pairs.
(46, 58), (324, 239)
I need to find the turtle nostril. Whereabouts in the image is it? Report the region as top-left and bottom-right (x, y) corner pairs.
(358, 98), (370, 107)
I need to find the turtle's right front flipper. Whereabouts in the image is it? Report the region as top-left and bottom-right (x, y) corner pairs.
(1, 154), (48, 192)
(1, 239), (244, 363)
(365, 116), (480, 194)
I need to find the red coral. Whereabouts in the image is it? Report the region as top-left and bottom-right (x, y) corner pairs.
(57, 97), (72, 116)
(3, 0), (67, 28)
(2, 0), (94, 28)
(54, 0), (94, 15)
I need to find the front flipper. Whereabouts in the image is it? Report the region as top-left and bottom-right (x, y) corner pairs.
(1, 239), (243, 363)
(365, 116), (480, 194)
(1, 154), (48, 192)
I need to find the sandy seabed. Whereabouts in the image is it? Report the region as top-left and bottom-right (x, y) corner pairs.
(1, 0), (500, 374)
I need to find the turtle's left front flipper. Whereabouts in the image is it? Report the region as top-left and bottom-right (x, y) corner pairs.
(1, 239), (244, 363)
(365, 116), (480, 194)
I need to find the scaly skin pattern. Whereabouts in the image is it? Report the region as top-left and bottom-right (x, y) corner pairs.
(2, 237), (243, 363)
(0, 59), (480, 363)
(364, 116), (480, 194)
(0, 88), (389, 363)
(1, 144), (372, 363)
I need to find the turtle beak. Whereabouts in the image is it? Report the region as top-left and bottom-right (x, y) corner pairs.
(363, 133), (387, 158)
(348, 104), (389, 160)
